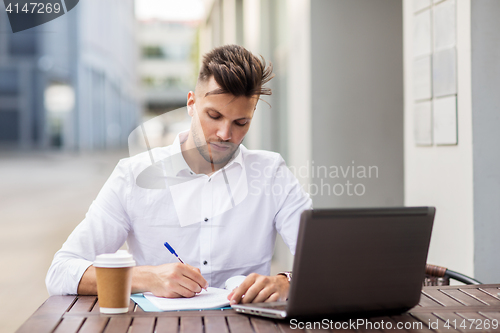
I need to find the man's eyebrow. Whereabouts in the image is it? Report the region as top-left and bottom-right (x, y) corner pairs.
(206, 107), (221, 114)
(206, 107), (250, 120)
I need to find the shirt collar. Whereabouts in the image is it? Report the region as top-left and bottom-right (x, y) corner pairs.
(170, 130), (243, 176)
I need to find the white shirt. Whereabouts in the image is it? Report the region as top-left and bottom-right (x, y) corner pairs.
(46, 131), (312, 295)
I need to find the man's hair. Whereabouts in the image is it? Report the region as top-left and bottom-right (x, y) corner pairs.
(198, 44), (274, 97)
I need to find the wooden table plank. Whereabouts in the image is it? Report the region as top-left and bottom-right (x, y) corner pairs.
(88, 300), (136, 314)
(409, 306), (500, 313)
(423, 289), (465, 307)
(390, 314), (434, 333)
(418, 293), (444, 307)
(14, 285), (500, 333)
(410, 312), (461, 333)
(478, 311), (500, 322)
(79, 317), (109, 333)
(227, 316), (254, 333)
(441, 289), (488, 306)
(52, 317), (84, 333)
(328, 321), (356, 333)
(68, 296), (97, 313)
(304, 327), (333, 333)
(433, 312), (474, 332)
(480, 287), (500, 300)
(277, 321), (305, 333)
(250, 317), (280, 333)
(205, 316), (229, 333)
(63, 309), (242, 318)
(155, 317), (179, 333)
(92, 300), (101, 313)
(129, 317), (155, 333)
(180, 316), (203, 333)
(456, 312), (498, 333)
(429, 284), (498, 290)
(368, 316), (399, 332)
(15, 296), (77, 333)
(461, 288), (500, 306)
(103, 316), (132, 333)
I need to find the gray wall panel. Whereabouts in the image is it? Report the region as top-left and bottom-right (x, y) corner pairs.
(471, 0), (500, 283)
(310, 0), (404, 208)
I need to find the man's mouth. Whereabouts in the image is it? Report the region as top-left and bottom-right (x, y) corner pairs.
(209, 142), (231, 152)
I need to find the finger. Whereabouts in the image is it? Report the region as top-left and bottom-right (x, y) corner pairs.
(166, 264), (203, 293)
(178, 274), (205, 294)
(230, 275), (257, 304)
(251, 287), (275, 303)
(181, 264), (208, 290)
(264, 292), (280, 303)
(240, 282), (268, 304)
(227, 290), (234, 300)
(174, 284), (197, 298)
(157, 283), (196, 299)
(187, 264), (202, 274)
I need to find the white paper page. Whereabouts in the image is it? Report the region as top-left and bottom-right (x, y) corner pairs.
(144, 287), (231, 311)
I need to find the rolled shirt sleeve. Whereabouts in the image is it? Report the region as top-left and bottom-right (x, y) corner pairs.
(45, 159), (132, 295)
(272, 156), (313, 255)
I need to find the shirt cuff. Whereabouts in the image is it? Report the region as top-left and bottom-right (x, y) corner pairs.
(66, 259), (93, 295)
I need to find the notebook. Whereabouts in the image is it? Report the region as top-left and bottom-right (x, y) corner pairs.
(133, 275), (246, 311)
(231, 207), (435, 319)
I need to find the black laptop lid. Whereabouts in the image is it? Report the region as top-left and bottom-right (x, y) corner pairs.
(287, 207), (435, 317)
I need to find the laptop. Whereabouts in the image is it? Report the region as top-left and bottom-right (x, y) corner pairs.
(232, 207), (435, 319)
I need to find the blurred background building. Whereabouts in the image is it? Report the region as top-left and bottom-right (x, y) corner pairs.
(137, 20), (198, 115)
(0, 0), (139, 150)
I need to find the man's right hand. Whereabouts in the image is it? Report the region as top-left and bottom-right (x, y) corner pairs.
(78, 263), (208, 298)
(139, 263), (208, 298)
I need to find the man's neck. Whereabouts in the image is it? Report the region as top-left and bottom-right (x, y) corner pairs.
(180, 133), (226, 175)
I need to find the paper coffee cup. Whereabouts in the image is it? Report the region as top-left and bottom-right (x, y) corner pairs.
(94, 250), (136, 314)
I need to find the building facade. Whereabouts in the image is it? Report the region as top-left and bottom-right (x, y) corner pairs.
(0, 0), (139, 150)
(137, 19), (198, 115)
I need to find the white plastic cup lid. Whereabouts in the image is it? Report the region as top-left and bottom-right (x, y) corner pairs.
(93, 250), (136, 268)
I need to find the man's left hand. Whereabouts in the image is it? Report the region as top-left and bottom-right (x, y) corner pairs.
(227, 273), (289, 304)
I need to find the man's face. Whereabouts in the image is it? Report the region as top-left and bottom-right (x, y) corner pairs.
(187, 77), (257, 165)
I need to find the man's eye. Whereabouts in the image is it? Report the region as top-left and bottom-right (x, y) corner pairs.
(235, 121), (248, 127)
(208, 113), (220, 120)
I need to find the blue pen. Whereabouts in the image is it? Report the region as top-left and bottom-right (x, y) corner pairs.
(164, 241), (185, 264)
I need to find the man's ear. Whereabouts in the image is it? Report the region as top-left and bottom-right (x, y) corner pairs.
(187, 91), (196, 117)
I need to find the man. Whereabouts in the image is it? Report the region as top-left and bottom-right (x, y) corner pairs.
(46, 45), (312, 304)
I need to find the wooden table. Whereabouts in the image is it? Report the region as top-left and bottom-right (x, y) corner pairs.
(15, 284), (500, 332)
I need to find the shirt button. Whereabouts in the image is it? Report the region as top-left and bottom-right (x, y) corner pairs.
(204, 217), (208, 222)
(190, 172), (194, 175)
(203, 261), (208, 265)
(208, 178), (211, 182)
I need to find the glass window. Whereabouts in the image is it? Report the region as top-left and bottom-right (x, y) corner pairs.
(0, 68), (18, 96)
(8, 29), (37, 56)
(142, 46), (164, 59)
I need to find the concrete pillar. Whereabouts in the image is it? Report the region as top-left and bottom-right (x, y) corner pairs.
(309, 0), (404, 208)
(471, 0), (500, 283)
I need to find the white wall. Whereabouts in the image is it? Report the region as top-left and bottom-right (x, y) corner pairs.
(403, 0), (474, 276)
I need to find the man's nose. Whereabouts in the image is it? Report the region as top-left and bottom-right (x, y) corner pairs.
(216, 122), (232, 141)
